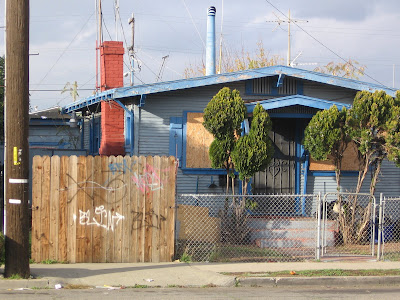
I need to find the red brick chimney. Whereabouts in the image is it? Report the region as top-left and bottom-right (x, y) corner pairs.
(99, 41), (125, 156)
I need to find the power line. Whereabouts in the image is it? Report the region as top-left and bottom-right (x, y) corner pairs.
(32, 12), (95, 93)
(265, 0), (388, 87)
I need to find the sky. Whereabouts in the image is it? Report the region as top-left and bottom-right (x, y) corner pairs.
(1, 0), (400, 110)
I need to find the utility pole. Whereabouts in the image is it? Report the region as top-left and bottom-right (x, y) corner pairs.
(4, 0), (30, 278)
(128, 13), (135, 86)
(266, 10), (308, 66)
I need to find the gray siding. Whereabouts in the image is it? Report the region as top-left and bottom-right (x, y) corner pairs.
(303, 81), (356, 105)
(29, 125), (81, 149)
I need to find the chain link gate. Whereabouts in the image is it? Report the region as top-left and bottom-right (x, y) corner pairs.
(377, 196), (400, 261)
(175, 194), (320, 262)
(319, 193), (377, 260)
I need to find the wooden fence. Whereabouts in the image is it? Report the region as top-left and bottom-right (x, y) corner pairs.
(31, 155), (177, 263)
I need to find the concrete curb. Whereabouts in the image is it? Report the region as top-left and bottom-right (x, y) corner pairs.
(238, 276), (400, 287)
(0, 278), (49, 290)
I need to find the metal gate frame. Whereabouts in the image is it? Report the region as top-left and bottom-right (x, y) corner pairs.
(317, 192), (377, 260)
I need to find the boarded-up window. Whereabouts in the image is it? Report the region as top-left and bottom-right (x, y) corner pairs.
(186, 112), (213, 168)
(309, 141), (360, 171)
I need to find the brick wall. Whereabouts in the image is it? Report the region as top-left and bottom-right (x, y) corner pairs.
(99, 41), (125, 156)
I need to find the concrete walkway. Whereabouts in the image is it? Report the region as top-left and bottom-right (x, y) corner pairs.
(0, 260), (400, 289)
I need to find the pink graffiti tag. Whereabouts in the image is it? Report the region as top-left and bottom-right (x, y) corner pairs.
(131, 164), (170, 192)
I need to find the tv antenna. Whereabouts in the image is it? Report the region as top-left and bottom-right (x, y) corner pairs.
(266, 10), (308, 66)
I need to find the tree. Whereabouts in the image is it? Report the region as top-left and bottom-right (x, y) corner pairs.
(232, 103), (273, 195)
(313, 59), (365, 80)
(184, 42), (284, 78)
(347, 90), (400, 195)
(203, 87), (246, 193)
(62, 81), (79, 102)
(303, 105), (349, 190)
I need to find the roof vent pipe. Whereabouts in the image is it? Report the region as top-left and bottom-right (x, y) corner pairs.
(206, 6), (216, 76)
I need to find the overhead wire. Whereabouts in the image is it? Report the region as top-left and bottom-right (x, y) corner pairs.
(264, 0), (388, 87)
(32, 12), (95, 93)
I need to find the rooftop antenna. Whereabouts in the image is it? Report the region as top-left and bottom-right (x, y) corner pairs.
(156, 55), (169, 82)
(266, 9), (308, 66)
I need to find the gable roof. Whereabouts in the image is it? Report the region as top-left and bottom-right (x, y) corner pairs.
(245, 95), (352, 113)
(62, 65), (397, 113)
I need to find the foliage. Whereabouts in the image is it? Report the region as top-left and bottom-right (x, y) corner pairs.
(203, 87), (246, 140)
(232, 104), (273, 193)
(203, 87), (246, 194)
(62, 81), (79, 102)
(303, 105), (349, 190)
(179, 252), (192, 263)
(346, 90), (400, 194)
(184, 42), (284, 78)
(313, 59), (366, 79)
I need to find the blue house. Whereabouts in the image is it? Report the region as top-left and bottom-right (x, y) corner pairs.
(62, 64), (400, 197)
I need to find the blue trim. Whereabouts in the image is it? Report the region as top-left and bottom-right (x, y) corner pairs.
(297, 80), (304, 95)
(277, 74), (285, 87)
(295, 119), (301, 195)
(246, 95), (352, 113)
(182, 112), (189, 170)
(268, 113), (314, 119)
(139, 94), (146, 107)
(181, 168), (228, 175)
(303, 154), (309, 194)
(169, 117), (183, 167)
(245, 80), (253, 95)
(63, 65), (397, 113)
(309, 171), (359, 177)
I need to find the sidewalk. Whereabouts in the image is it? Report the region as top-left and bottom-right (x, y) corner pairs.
(1, 260), (400, 289)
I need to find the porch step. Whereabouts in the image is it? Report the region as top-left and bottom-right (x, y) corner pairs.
(248, 217), (337, 249)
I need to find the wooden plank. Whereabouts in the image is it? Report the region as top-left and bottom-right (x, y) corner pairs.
(49, 156), (60, 261)
(121, 155), (132, 263)
(40, 156), (51, 262)
(67, 155), (78, 263)
(97, 155), (109, 262)
(58, 156), (68, 262)
(113, 155), (124, 262)
(166, 156), (177, 261)
(76, 156), (86, 263)
(84, 155), (94, 263)
(159, 156), (169, 262)
(144, 156), (153, 262)
(151, 156), (161, 262)
(31, 156), (42, 263)
(130, 155), (140, 262)
(91, 155), (103, 263)
(137, 156), (146, 262)
(105, 156), (115, 263)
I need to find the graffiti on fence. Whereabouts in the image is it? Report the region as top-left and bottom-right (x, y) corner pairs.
(109, 159), (137, 175)
(131, 164), (171, 193)
(76, 205), (125, 231)
(132, 209), (167, 230)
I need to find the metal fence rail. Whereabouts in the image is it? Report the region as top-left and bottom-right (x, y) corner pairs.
(378, 196), (400, 261)
(320, 193), (376, 258)
(176, 194), (320, 262)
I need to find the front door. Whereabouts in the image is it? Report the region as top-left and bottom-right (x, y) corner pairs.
(253, 118), (296, 194)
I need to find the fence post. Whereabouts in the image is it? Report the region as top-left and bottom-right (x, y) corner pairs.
(377, 193), (383, 260)
(316, 192), (321, 260)
(371, 195), (377, 257)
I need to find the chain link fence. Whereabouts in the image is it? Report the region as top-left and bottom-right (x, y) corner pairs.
(175, 194), (320, 262)
(320, 193), (376, 258)
(378, 197), (400, 261)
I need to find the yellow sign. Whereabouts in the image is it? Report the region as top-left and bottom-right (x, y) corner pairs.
(13, 147), (20, 165)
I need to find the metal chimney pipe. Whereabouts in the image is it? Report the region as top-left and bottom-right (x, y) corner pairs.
(206, 6), (216, 76)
